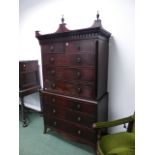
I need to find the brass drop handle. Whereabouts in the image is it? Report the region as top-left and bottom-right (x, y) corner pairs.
(76, 57), (81, 63)
(51, 83), (56, 88)
(65, 42), (69, 46)
(50, 45), (54, 51)
(77, 45), (81, 51)
(53, 121), (57, 126)
(76, 71), (81, 78)
(52, 98), (56, 103)
(77, 130), (81, 135)
(77, 116), (81, 122)
(76, 104), (81, 110)
(51, 70), (55, 75)
(76, 87), (81, 93)
(52, 109), (56, 114)
(50, 57), (55, 63)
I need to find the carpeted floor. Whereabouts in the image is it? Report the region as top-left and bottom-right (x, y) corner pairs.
(19, 112), (95, 155)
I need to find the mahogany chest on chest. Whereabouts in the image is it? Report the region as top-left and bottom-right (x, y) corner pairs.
(36, 14), (111, 147)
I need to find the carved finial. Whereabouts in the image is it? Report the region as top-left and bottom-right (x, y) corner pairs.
(56, 15), (69, 33)
(97, 10), (99, 20)
(91, 11), (102, 28)
(35, 30), (41, 37)
(61, 15), (64, 23)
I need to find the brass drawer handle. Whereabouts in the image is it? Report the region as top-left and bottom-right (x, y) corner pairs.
(51, 70), (55, 75)
(77, 130), (81, 135)
(76, 87), (81, 93)
(76, 104), (81, 110)
(51, 83), (56, 88)
(77, 116), (81, 122)
(52, 109), (56, 114)
(50, 57), (55, 63)
(65, 42), (69, 46)
(77, 45), (81, 51)
(76, 57), (81, 63)
(23, 64), (26, 67)
(76, 71), (81, 78)
(52, 98), (56, 103)
(53, 121), (57, 127)
(50, 45), (54, 51)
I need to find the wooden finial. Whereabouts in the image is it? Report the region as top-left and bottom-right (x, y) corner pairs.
(61, 15), (64, 23)
(97, 10), (99, 20)
(55, 15), (70, 33)
(35, 31), (41, 37)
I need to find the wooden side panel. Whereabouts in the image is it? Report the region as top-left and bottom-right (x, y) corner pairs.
(97, 38), (109, 99)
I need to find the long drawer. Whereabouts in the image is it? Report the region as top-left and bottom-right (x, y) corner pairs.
(43, 66), (95, 82)
(44, 116), (96, 143)
(43, 103), (96, 128)
(19, 60), (38, 72)
(44, 79), (95, 99)
(42, 92), (97, 115)
(41, 40), (95, 54)
(42, 53), (95, 67)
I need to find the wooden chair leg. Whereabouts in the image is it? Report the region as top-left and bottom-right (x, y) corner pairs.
(20, 97), (28, 127)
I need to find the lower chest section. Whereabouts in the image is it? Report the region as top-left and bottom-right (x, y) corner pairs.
(41, 92), (98, 146)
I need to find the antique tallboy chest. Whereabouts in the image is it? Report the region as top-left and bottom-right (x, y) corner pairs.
(36, 13), (111, 148)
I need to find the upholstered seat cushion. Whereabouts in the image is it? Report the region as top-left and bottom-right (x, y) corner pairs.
(99, 132), (135, 155)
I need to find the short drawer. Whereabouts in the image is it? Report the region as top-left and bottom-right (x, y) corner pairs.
(42, 92), (97, 115)
(66, 40), (95, 53)
(44, 116), (96, 143)
(41, 42), (65, 53)
(19, 72), (39, 89)
(43, 103), (96, 128)
(42, 53), (95, 67)
(44, 80), (95, 99)
(43, 66), (95, 82)
(19, 61), (38, 72)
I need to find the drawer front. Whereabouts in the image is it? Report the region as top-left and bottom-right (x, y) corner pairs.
(44, 116), (96, 143)
(19, 61), (38, 72)
(41, 40), (95, 54)
(42, 53), (95, 67)
(44, 80), (95, 99)
(43, 66), (95, 82)
(43, 103), (95, 128)
(19, 72), (39, 89)
(43, 93), (97, 115)
(41, 42), (65, 53)
(66, 40), (95, 53)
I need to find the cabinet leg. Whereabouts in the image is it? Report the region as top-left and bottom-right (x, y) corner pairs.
(20, 97), (28, 127)
(44, 126), (47, 134)
(96, 150), (100, 155)
(39, 90), (43, 114)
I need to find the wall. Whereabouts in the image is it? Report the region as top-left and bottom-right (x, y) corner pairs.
(19, 0), (134, 132)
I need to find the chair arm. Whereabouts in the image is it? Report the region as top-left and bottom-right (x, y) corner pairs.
(92, 115), (134, 129)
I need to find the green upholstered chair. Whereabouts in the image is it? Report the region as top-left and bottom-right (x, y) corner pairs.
(92, 114), (135, 155)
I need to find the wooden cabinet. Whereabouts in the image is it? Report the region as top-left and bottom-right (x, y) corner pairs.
(19, 60), (41, 127)
(36, 14), (111, 148)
